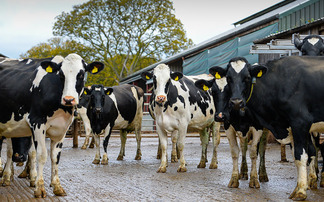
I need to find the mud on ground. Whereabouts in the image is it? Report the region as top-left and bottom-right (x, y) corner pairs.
(0, 136), (323, 201)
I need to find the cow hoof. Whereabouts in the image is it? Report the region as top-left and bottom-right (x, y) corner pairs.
(92, 159), (100, 164)
(171, 155), (178, 163)
(177, 166), (187, 172)
(228, 175), (239, 188)
(249, 177), (260, 188)
(135, 155), (141, 160)
(34, 188), (46, 198)
(101, 160), (108, 165)
(289, 186), (307, 201)
(89, 144), (94, 148)
(53, 185), (67, 196)
(18, 170), (28, 178)
(81, 145), (87, 150)
(157, 167), (166, 173)
(156, 154), (161, 159)
(1, 179), (10, 186)
(209, 163), (218, 169)
(320, 174), (324, 187)
(308, 178), (317, 190)
(259, 174), (269, 182)
(197, 161), (206, 168)
(16, 162), (24, 167)
(239, 173), (248, 180)
(117, 155), (123, 161)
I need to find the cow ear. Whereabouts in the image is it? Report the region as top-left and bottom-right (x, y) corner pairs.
(250, 64), (267, 78)
(294, 36), (303, 50)
(141, 71), (153, 81)
(195, 79), (213, 92)
(170, 72), (183, 81)
(104, 87), (113, 95)
(209, 66), (226, 79)
(86, 62), (104, 74)
(40, 61), (61, 73)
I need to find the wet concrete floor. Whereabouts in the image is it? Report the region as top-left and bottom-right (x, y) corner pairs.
(0, 135), (323, 201)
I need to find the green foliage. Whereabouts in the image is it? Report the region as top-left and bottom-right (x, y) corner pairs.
(53, 0), (193, 85)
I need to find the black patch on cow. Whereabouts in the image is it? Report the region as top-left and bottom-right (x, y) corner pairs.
(191, 114), (193, 119)
(174, 106), (178, 111)
(179, 80), (187, 92)
(210, 109), (214, 115)
(56, 142), (63, 148)
(195, 106), (197, 111)
(56, 152), (61, 164)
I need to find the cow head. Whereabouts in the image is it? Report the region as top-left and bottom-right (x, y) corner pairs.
(294, 35), (324, 56)
(212, 57), (267, 115)
(40, 53), (104, 106)
(195, 67), (230, 122)
(78, 86), (92, 109)
(141, 64), (182, 104)
(11, 137), (32, 162)
(85, 84), (113, 119)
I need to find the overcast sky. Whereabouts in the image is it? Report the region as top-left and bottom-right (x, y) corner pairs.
(0, 0), (283, 58)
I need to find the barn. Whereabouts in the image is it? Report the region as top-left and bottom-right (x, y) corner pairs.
(120, 0), (324, 132)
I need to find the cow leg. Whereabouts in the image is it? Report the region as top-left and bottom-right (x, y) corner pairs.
(177, 127), (187, 173)
(226, 126), (240, 188)
(280, 144), (288, 162)
(92, 134), (101, 164)
(81, 116), (92, 150)
(209, 122), (221, 169)
(33, 126), (48, 198)
(102, 127), (113, 165)
(239, 137), (248, 180)
(319, 143), (324, 187)
(308, 155), (317, 189)
(1, 138), (14, 186)
(197, 128), (208, 168)
(134, 124), (142, 160)
(157, 126), (168, 173)
(50, 139), (66, 196)
(89, 136), (95, 148)
(18, 142), (37, 187)
(117, 130), (127, 161)
(171, 130), (178, 163)
(258, 129), (269, 182)
(157, 138), (161, 159)
(0, 137), (3, 177)
(289, 124), (314, 201)
(248, 128), (262, 189)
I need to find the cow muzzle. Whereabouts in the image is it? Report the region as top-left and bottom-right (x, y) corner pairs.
(12, 153), (27, 162)
(63, 96), (76, 106)
(156, 95), (166, 104)
(229, 98), (244, 111)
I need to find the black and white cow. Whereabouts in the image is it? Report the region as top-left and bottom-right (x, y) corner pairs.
(294, 34), (324, 56)
(195, 71), (269, 189)
(209, 56), (323, 200)
(76, 87), (95, 149)
(141, 64), (221, 172)
(85, 84), (144, 164)
(0, 54), (104, 198)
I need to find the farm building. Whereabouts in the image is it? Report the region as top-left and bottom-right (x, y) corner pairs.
(119, 0), (324, 132)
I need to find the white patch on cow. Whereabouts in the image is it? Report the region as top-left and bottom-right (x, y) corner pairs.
(95, 87), (101, 91)
(276, 128), (293, 144)
(309, 122), (324, 134)
(26, 59), (33, 64)
(0, 113), (31, 138)
(230, 60), (246, 73)
(30, 55), (64, 92)
(187, 74), (213, 82)
(60, 53), (84, 105)
(153, 64), (171, 99)
(46, 109), (74, 138)
(308, 38), (319, 46)
(215, 77), (227, 92)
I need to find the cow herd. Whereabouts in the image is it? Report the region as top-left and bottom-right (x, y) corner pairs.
(0, 35), (324, 200)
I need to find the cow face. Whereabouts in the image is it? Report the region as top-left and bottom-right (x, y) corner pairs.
(78, 86), (92, 109)
(141, 64), (182, 104)
(219, 57), (267, 113)
(87, 84), (113, 119)
(40, 53), (104, 106)
(294, 35), (324, 56)
(11, 137), (32, 162)
(195, 67), (230, 122)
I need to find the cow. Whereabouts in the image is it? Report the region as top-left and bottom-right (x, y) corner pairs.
(209, 56), (323, 200)
(0, 53), (104, 198)
(294, 34), (324, 56)
(141, 64), (221, 173)
(76, 87), (95, 150)
(84, 84), (143, 164)
(195, 72), (269, 188)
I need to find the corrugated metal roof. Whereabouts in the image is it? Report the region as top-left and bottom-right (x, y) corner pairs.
(120, 0), (308, 84)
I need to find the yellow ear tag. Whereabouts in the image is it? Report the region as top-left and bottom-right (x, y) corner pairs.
(174, 76), (179, 81)
(106, 90), (111, 95)
(203, 85), (209, 91)
(215, 72), (221, 79)
(146, 75), (150, 80)
(257, 70), (263, 77)
(46, 66), (53, 73)
(92, 66), (98, 74)
(84, 91), (87, 95)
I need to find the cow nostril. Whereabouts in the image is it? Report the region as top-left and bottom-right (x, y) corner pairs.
(230, 98), (243, 110)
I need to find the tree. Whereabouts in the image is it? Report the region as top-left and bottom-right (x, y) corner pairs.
(53, 0), (193, 84)
(21, 37), (93, 61)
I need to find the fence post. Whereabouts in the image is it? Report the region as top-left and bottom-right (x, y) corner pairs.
(72, 120), (79, 148)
